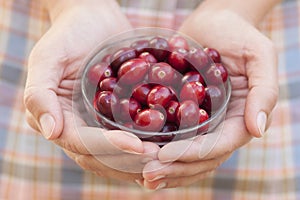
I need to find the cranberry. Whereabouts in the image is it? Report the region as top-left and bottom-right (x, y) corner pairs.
(180, 81), (205, 105)
(168, 48), (189, 73)
(198, 108), (209, 124)
(116, 97), (142, 122)
(161, 123), (178, 132)
(134, 109), (165, 132)
(132, 83), (152, 105)
(110, 47), (137, 72)
(130, 39), (150, 55)
(147, 85), (173, 108)
(93, 90), (101, 109)
(138, 52), (157, 64)
(176, 100), (199, 129)
(182, 71), (205, 86)
(112, 83), (131, 99)
(186, 47), (209, 71)
(148, 62), (175, 85)
(201, 85), (225, 114)
(118, 58), (149, 85)
(165, 100), (180, 123)
(197, 108), (209, 133)
(215, 63), (228, 83)
(88, 62), (113, 85)
(95, 91), (118, 120)
(204, 64), (225, 85)
(148, 36), (170, 61)
(99, 77), (117, 92)
(168, 35), (189, 51)
(204, 47), (221, 63)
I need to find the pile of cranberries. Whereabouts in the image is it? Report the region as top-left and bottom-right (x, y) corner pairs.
(87, 34), (229, 142)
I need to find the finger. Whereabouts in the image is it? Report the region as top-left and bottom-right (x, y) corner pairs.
(143, 153), (230, 181)
(55, 126), (145, 155)
(64, 149), (143, 181)
(24, 40), (65, 140)
(244, 36), (278, 137)
(63, 141), (160, 175)
(143, 170), (214, 190)
(158, 117), (251, 162)
(78, 141), (159, 173)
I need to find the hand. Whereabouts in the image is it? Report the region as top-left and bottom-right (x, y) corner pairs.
(140, 8), (278, 189)
(24, 1), (159, 182)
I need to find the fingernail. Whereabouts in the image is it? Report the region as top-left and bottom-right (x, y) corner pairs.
(39, 113), (55, 139)
(155, 182), (166, 190)
(148, 175), (165, 182)
(257, 111), (267, 137)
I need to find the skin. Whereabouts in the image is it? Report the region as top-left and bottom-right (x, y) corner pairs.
(24, 0), (280, 189)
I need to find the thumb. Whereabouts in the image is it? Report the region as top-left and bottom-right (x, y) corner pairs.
(24, 42), (64, 140)
(244, 39), (279, 138)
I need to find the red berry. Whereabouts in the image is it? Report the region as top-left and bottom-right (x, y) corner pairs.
(134, 109), (165, 132)
(180, 81), (205, 105)
(186, 47), (209, 71)
(182, 71), (205, 86)
(138, 52), (157, 64)
(161, 123), (178, 133)
(88, 62), (113, 85)
(176, 100), (199, 129)
(165, 100), (180, 123)
(130, 39), (150, 55)
(215, 63), (228, 83)
(110, 47), (137, 72)
(147, 85), (173, 108)
(204, 64), (224, 85)
(116, 98), (142, 122)
(197, 108), (209, 133)
(148, 37), (170, 61)
(198, 108), (209, 124)
(99, 77), (117, 91)
(112, 83), (131, 99)
(204, 47), (221, 63)
(118, 58), (149, 85)
(168, 35), (189, 51)
(201, 85), (225, 114)
(95, 91), (118, 120)
(168, 48), (189, 73)
(148, 62), (175, 85)
(132, 83), (152, 105)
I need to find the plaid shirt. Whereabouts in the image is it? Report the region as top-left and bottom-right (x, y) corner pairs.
(0, 0), (300, 199)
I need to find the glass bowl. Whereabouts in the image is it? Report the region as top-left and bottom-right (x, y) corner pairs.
(78, 27), (231, 146)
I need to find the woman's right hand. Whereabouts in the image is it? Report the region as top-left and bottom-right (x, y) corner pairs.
(24, 0), (159, 182)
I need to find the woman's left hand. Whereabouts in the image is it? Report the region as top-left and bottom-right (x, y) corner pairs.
(139, 6), (278, 190)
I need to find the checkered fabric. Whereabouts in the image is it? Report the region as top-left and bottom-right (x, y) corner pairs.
(0, 0), (299, 199)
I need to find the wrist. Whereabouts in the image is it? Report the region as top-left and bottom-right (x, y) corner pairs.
(41, 0), (119, 22)
(197, 0), (281, 26)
